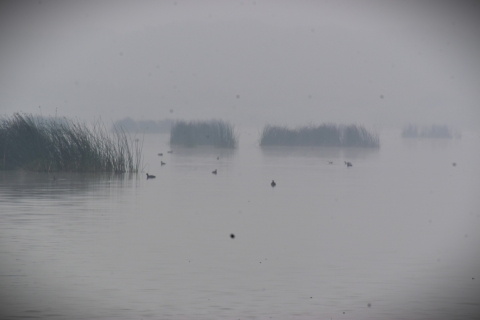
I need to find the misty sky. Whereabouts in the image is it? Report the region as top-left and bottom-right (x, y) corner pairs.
(0, 0), (479, 129)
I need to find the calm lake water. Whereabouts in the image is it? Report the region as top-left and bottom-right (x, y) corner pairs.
(1, 129), (479, 320)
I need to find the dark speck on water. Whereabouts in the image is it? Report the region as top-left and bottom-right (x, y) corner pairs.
(230, 234), (235, 239)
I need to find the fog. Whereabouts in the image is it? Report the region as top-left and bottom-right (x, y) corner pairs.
(1, 0), (479, 129)
(1, 3), (480, 318)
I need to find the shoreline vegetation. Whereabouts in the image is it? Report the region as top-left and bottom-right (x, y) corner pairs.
(259, 124), (380, 148)
(401, 124), (460, 139)
(113, 117), (173, 134)
(170, 119), (237, 148)
(0, 113), (142, 172)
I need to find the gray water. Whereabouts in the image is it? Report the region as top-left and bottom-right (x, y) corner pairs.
(1, 129), (479, 320)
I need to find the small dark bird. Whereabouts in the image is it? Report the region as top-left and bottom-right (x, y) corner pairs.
(212, 169), (217, 174)
(328, 161), (333, 164)
(346, 162), (352, 167)
(161, 161), (166, 166)
(271, 180), (276, 187)
(452, 162), (457, 166)
(167, 150), (173, 154)
(230, 233), (235, 239)
(146, 173), (156, 179)
(158, 153), (163, 156)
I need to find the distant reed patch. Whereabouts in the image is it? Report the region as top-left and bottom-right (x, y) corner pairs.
(113, 117), (173, 134)
(259, 124), (379, 148)
(0, 113), (143, 172)
(401, 124), (457, 139)
(170, 120), (237, 148)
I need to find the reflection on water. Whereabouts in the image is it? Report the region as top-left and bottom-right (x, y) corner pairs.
(1, 130), (479, 319)
(260, 145), (379, 161)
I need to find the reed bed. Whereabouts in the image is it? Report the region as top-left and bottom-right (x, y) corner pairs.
(401, 124), (452, 139)
(113, 117), (173, 133)
(260, 124), (379, 148)
(170, 119), (237, 148)
(0, 113), (142, 172)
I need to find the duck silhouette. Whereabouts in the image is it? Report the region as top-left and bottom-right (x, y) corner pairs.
(161, 161), (166, 166)
(271, 180), (276, 187)
(146, 173), (156, 179)
(346, 162), (352, 167)
(212, 169), (217, 174)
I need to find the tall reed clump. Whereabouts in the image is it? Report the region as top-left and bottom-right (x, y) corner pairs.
(401, 124), (453, 139)
(260, 124), (379, 148)
(0, 113), (143, 172)
(170, 119), (237, 148)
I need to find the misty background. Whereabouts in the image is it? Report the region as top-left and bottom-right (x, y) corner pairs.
(0, 0), (479, 130)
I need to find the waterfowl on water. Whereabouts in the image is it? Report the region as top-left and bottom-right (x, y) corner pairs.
(271, 180), (276, 187)
(212, 169), (217, 174)
(161, 161), (166, 166)
(158, 153), (163, 156)
(167, 150), (173, 154)
(328, 161), (333, 164)
(146, 173), (156, 179)
(346, 162), (352, 167)
(452, 162), (457, 166)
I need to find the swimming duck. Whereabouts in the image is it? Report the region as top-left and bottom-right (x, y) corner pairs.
(146, 173), (156, 179)
(271, 180), (276, 187)
(161, 161), (166, 166)
(212, 169), (217, 174)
